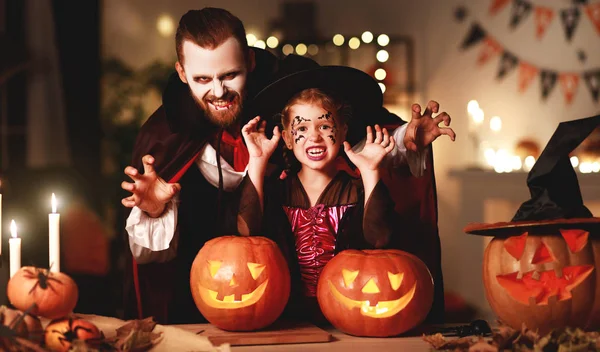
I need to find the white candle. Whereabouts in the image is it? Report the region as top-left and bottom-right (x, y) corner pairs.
(9, 220), (21, 278)
(49, 193), (60, 272)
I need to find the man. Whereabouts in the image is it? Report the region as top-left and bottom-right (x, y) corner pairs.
(121, 7), (454, 324)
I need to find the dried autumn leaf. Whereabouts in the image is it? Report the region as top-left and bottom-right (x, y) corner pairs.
(422, 333), (478, 350)
(468, 339), (498, 352)
(111, 328), (163, 352)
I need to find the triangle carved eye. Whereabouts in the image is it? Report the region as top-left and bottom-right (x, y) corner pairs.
(208, 260), (222, 278)
(342, 269), (359, 287)
(247, 263), (266, 280)
(560, 229), (589, 253)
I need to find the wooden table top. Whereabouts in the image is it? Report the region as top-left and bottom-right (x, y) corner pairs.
(172, 323), (434, 352)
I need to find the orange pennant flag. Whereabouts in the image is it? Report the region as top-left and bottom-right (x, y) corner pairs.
(559, 73), (579, 104)
(535, 7), (554, 40)
(518, 62), (538, 93)
(477, 38), (503, 66)
(490, 0), (511, 16)
(585, 3), (600, 35)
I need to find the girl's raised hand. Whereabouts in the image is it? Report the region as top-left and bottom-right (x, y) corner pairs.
(344, 125), (396, 171)
(241, 116), (281, 160)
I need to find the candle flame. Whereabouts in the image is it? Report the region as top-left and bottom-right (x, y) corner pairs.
(10, 220), (17, 238)
(52, 193), (57, 213)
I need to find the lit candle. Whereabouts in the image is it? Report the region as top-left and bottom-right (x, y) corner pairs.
(9, 220), (21, 278)
(49, 193), (60, 272)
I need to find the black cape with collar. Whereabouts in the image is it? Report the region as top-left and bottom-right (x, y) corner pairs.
(122, 48), (445, 324)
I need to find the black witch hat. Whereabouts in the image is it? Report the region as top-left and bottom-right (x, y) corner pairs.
(465, 114), (600, 236)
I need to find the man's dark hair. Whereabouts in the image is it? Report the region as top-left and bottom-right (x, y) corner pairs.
(175, 7), (249, 64)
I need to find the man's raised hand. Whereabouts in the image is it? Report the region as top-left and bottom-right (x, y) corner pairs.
(121, 155), (181, 217)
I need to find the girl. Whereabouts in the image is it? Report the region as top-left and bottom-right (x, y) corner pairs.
(240, 83), (398, 322)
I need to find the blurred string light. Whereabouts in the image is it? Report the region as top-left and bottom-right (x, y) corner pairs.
(378, 83), (386, 93)
(377, 34), (390, 46)
(246, 33), (257, 46)
(490, 116), (502, 132)
(571, 156), (579, 168)
(376, 49), (389, 62)
(156, 14), (175, 37)
(266, 36), (279, 48)
(467, 100), (480, 115)
(254, 40), (266, 49)
(523, 156), (536, 172)
(361, 31), (373, 43)
(374, 68), (387, 80)
(348, 37), (361, 49)
(295, 43), (308, 55)
(282, 44), (294, 55)
(333, 34), (345, 46)
(308, 44), (319, 56)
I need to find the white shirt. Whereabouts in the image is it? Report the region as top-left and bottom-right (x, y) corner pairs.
(126, 124), (427, 263)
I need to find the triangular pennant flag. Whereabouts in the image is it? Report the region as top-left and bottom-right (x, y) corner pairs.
(541, 70), (558, 100)
(535, 7), (555, 40)
(559, 73), (579, 104)
(510, 0), (533, 29)
(477, 37), (503, 66)
(518, 62), (539, 92)
(490, 0), (512, 16)
(583, 70), (600, 102)
(461, 23), (487, 50)
(497, 51), (519, 79)
(585, 3), (600, 35)
(561, 7), (581, 41)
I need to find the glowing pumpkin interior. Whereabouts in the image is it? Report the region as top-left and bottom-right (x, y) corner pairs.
(328, 268), (417, 318)
(197, 259), (269, 309)
(496, 229), (594, 305)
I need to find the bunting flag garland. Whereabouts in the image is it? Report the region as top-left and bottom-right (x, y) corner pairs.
(535, 7), (554, 39)
(559, 73), (580, 104)
(490, 0), (512, 15)
(461, 23), (600, 104)
(584, 70), (600, 102)
(518, 62), (538, 92)
(540, 70), (558, 100)
(490, 0), (600, 41)
(478, 38), (503, 65)
(497, 52), (519, 79)
(510, 0), (533, 29)
(585, 3), (600, 34)
(561, 7), (581, 41)
(460, 23), (487, 49)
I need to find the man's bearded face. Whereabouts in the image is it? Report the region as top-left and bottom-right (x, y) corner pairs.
(178, 38), (249, 128)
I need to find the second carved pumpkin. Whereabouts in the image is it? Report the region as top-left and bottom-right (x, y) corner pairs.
(317, 249), (434, 337)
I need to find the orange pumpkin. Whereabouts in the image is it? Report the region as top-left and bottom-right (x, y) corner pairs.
(317, 249), (434, 337)
(44, 316), (102, 352)
(480, 223), (600, 334)
(0, 305), (43, 343)
(7, 267), (78, 319)
(190, 236), (291, 331)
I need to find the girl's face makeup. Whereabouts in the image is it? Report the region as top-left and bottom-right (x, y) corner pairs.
(283, 103), (346, 172)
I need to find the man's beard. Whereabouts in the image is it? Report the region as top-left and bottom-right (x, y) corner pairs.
(193, 91), (244, 128)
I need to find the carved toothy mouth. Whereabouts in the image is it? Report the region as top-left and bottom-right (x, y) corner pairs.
(496, 265), (594, 305)
(197, 280), (269, 309)
(327, 280), (417, 318)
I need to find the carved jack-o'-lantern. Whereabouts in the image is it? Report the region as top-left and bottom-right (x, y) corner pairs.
(190, 236), (290, 331)
(317, 249), (434, 337)
(469, 220), (600, 335)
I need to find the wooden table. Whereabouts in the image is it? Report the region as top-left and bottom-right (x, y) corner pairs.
(174, 323), (433, 351)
